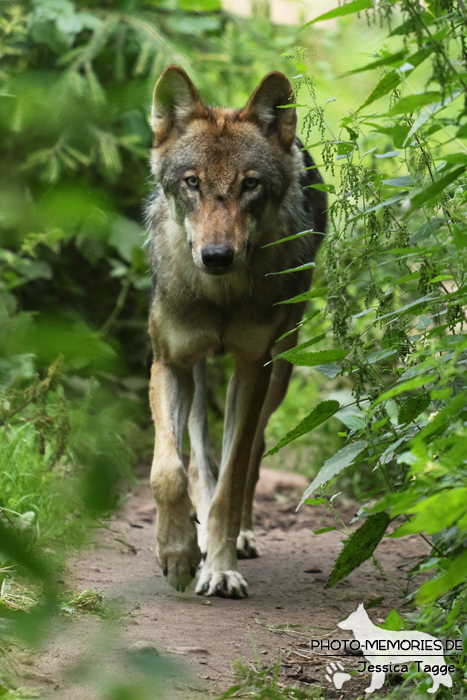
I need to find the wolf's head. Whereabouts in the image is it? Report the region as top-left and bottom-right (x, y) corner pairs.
(150, 66), (297, 276)
(338, 604), (370, 631)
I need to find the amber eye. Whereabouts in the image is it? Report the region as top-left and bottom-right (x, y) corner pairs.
(185, 175), (200, 188)
(244, 177), (259, 190)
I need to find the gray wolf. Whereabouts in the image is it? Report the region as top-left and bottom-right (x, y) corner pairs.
(146, 65), (327, 598)
(339, 604), (453, 693)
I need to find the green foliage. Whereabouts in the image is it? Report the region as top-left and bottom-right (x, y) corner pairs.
(326, 512), (391, 587)
(268, 1), (467, 692)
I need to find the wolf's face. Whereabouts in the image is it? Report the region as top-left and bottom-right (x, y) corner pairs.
(150, 67), (297, 276)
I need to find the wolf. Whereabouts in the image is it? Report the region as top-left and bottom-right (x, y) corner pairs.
(145, 65), (327, 599)
(338, 604), (453, 693)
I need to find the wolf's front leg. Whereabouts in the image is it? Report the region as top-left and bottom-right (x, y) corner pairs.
(196, 357), (272, 598)
(150, 361), (201, 592)
(365, 670), (385, 693)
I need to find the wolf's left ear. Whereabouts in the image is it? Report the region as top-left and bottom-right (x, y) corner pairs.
(152, 65), (207, 145)
(240, 72), (296, 151)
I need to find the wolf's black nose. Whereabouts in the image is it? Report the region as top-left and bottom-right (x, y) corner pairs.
(201, 245), (234, 272)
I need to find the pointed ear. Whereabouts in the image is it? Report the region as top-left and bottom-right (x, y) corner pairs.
(239, 72), (296, 151)
(152, 65), (207, 145)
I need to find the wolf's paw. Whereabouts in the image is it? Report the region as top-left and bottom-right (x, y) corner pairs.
(195, 568), (248, 599)
(156, 512), (201, 592)
(325, 662), (351, 690)
(236, 530), (259, 559)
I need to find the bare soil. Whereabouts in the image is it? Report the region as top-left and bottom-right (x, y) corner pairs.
(24, 469), (429, 699)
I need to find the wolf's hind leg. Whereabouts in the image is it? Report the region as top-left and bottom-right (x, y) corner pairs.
(196, 356), (272, 598)
(188, 360), (218, 557)
(237, 331), (297, 559)
(150, 361), (201, 592)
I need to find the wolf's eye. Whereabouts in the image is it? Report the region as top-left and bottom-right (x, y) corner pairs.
(185, 176), (200, 189)
(244, 177), (259, 190)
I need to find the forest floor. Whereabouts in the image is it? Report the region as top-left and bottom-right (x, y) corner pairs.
(18, 469), (429, 699)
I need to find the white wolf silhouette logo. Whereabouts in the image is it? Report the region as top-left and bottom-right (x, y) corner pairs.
(338, 604), (453, 694)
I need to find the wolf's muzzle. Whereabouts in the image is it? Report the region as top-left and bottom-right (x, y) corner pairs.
(201, 245), (234, 274)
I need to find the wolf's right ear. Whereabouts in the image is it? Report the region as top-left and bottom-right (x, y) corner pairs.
(152, 66), (206, 145)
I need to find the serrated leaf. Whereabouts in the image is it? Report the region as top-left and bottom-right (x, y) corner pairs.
(382, 176), (414, 187)
(313, 362), (343, 378)
(375, 150), (401, 159)
(275, 333), (326, 360)
(314, 527), (337, 535)
(379, 609), (404, 631)
(388, 92), (442, 114)
(278, 287), (328, 305)
(410, 166), (466, 210)
(411, 217), (445, 243)
(341, 49), (409, 77)
(326, 513), (390, 587)
(266, 262), (315, 276)
(390, 488), (467, 538)
(302, 0), (372, 28)
(304, 497), (327, 506)
(266, 400), (340, 456)
(358, 70), (402, 111)
(301, 441), (368, 501)
(338, 414), (365, 430)
(417, 549), (467, 604)
(399, 394), (431, 425)
(348, 193), (406, 223)
(417, 315), (431, 329)
(307, 183), (335, 193)
(375, 374), (437, 405)
(284, 349), (349, 367)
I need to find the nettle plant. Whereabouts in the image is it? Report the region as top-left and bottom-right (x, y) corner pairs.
(271, 0), (467, 648)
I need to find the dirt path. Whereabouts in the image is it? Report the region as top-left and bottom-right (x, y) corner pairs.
(28, 469), (429, 699)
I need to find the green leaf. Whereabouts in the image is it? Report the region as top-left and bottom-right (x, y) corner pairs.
(390, 488), (467, 538)
(338, 414), (365, 430)
(417, 549), (467, 604)
(314, 527), (337, 535)
(376, 292), (439, 321)
(266, 400), (340, 456)
(278, 288), (328, 305)
(304, 497), (327, 506)
(411, 217), (445, 243)
(301, 440), (368, 501)
(178, 0), (221, 9)
(359, 70), (402, 111)
(301, 0), (372, 28)
(416, 391), (467, 441)
(382, 176), (414, 187)
(283, 349), (349, 367)
(326, 513), (390, 587)
(267, 262), (315, 276)
(398, 394), (431, 424)
(313, 362), (343, 378)
(342, 49), (409, 77)
(379, 609), (404, 631)
(348, 193), (406, 223)
(275, 333), (326, 359)
(263, 229), (315, 248)
(307, 183), (336, 193)
(410, 166), (467, 210)
(403, 90), (462, 146)
(375, 374), (437, 405)
(388, 92), (443, 115)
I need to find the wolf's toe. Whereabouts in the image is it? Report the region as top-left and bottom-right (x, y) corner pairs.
(236, 530), (259, 559)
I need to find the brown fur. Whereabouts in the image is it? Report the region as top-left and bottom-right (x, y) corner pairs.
(146, 66), (326, 597)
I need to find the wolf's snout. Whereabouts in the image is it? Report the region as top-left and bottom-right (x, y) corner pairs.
(201, 245), (234, 273)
